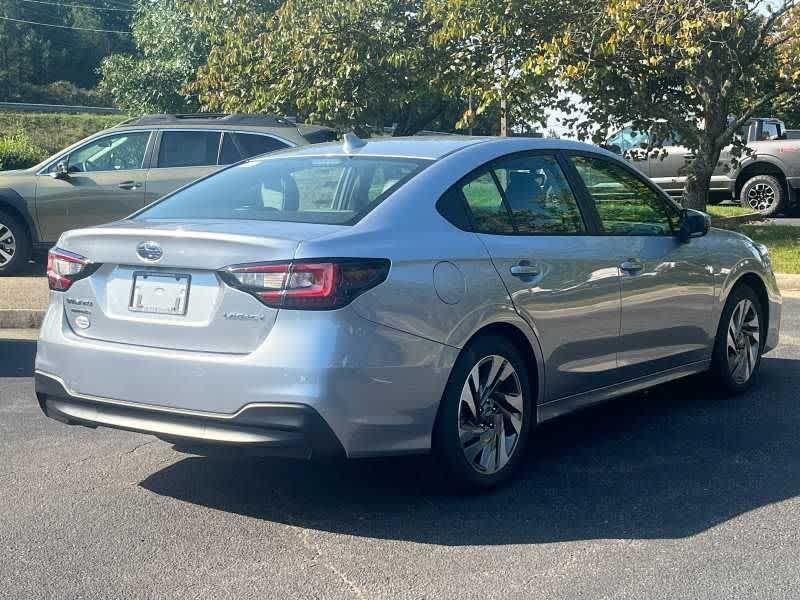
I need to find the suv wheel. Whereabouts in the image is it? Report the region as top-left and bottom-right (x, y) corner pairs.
(710, 284), (765, 395)
(434, 335), (533, 490)
(0, 209), (31, 275)
(740, 175), (784, 216)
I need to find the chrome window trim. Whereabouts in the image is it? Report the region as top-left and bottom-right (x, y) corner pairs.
(35, 130), (154, 176)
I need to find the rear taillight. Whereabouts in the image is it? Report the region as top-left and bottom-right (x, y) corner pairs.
(47, 248), (99, 291)
(219, 259), (390, 310)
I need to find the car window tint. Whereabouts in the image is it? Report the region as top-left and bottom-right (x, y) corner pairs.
(137, 156), (429, 225)
(571, 155), (676, 235)
(491, 155), (584, 234)
(219, 133), (242, 165)
(365, 163), (422, 202)
(760, 122), (781, 141)
(157, 131), (221, 168)
(66, 132), (150, 173)
(460, 171), (515, 234)
(235, 133), (289, 158)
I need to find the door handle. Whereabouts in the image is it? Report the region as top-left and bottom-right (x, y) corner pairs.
(619, 259), (644, 274)
(118, 181), (141, 190)
(510, 263), (540, 278)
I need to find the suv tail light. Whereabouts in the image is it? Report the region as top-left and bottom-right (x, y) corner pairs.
(47, 248), (99, 291)
(219, 259), (390, 310)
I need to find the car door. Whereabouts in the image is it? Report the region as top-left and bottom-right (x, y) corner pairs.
(35, 130), (152, 241)
(647, 130), (692, 196)
(567, 152), (715, 380)
(144, 130), (224, 205)
(457, 152), (622, 402)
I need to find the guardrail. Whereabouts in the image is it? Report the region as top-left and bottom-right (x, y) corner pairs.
(0, 102), (121, 115)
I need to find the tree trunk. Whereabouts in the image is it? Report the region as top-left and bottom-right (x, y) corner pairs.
(682, 155), (715, 211)
(682, 109), (726, 211)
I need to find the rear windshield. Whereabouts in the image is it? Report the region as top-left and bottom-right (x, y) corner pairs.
(136, 155), (430, 225)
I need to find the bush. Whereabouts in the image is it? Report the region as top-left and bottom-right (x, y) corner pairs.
(0, 112), (123, 156)
(0, 132), (48, 170)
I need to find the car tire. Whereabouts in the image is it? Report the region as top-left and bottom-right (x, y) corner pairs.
(433, 335), (534, 491)
(710, 284), (765, 395)
(739, 175), (784, 216)
(0, 208), (31, 275)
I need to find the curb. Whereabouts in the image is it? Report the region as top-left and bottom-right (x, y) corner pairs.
(710, 213), (765, 227)
(776, 273), (800, 292)
(0, 309), (45, 329)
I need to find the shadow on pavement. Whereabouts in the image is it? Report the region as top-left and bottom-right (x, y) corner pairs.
(141, 355), (800, 544)
(0, 339), (37, 377)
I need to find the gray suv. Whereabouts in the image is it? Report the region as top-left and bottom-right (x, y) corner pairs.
(606, 117), (800, 215)
(0, 113), (335, 274)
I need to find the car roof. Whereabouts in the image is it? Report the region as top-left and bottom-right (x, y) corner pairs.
(271, 135), (609, 161)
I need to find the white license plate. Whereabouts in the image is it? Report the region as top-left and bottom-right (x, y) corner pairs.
(129, 272), (190, 315)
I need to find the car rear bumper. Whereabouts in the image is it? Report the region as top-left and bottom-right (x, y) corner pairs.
(35, 371), (344, 458)
(35, 299), (460, 457)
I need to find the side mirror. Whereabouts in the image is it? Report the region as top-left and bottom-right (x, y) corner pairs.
(50, 161), (69, 180)
(677, 208), (710, 243)
(606, 143), (622, 155)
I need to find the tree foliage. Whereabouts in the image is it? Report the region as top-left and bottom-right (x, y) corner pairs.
(541, 0), (800, 209)
(190, 0), (466, 135)
(0, 0), (132, 103)
(424, 0), (578, 133)
(99, 0), (209, 114)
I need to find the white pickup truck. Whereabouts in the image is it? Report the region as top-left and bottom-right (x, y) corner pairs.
(605, 117), (800, 215)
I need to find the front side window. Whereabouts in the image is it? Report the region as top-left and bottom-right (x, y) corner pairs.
(136, 155), (429, 225)
(63, 132), (150, 173)
(570, 154), (676, 235)
(760, 122), (781, 141)
(157, 131), (221, 168)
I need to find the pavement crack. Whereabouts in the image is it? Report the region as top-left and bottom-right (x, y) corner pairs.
(296, 526), (366, 600)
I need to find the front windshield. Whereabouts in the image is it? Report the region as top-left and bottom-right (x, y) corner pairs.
(136, 155), (430, 225)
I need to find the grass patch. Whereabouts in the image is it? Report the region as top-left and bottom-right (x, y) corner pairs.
(706, 203), (754, 218)
(718, 223), (800, 274)
(0, 112), (124, 159)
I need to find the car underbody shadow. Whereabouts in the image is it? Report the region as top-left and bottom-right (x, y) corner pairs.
(140, 356), (800, 545)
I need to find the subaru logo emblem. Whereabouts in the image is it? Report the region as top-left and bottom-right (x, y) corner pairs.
(137, 241), (163, 262)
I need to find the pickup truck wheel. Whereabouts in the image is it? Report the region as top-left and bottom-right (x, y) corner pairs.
(739, 175), (784, 216)
(0, 209), (31, 275)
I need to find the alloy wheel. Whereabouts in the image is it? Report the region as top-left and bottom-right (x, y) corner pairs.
(458, 355), (524, 475)
(726, 299), (760, 385)
(746, 183), (776, 212)
(0, 222), (15, 266)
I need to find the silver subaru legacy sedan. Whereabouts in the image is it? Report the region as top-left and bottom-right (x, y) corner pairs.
(35, 135), (781, 489)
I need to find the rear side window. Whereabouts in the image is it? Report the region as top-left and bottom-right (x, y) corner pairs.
(461, 172), (515, 234)
(454, 153), (585, 234)
(220, 133), (290, 164)
(157, 131), (221, 168)
(136, 155), (429, 225)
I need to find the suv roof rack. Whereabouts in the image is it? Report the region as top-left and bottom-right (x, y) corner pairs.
(118, 113), (295, 128)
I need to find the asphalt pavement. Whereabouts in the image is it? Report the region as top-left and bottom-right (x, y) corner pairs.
(1, 298), (799, 599)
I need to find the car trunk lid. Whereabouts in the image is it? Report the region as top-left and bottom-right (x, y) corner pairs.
(57, 219), (344, 354)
